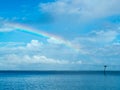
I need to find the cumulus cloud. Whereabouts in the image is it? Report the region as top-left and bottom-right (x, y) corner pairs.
(0, 27), (120, 69)
(0, 53), (83, 69)
(0, 39), (82, 69)
(1, 37), (120, 69)
(69, 28), (120, 65)
(1, 54), (73, 64)
(73, 30), (119, 46)
(26, 40), (43, 50)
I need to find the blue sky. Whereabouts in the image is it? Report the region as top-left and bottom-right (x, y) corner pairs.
(0, 0), (120, 70)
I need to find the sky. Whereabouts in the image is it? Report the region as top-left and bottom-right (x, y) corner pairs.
(0, 0), (120, 70)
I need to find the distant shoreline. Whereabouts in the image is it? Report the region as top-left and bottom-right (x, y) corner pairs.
(0, 70), (120, 75)
(0, 70), (120, 72)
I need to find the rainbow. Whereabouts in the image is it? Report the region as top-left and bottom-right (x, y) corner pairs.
(7, 22), (80, 52)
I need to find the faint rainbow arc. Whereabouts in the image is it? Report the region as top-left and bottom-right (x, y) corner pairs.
(7, 23), (80, 52)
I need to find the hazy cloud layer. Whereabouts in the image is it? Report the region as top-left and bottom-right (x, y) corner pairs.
(40, 0), (120, 19)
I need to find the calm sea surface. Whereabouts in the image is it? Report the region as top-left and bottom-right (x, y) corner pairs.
(0, 71), (120, 90)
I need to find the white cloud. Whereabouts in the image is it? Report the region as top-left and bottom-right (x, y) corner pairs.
(47, 37), (64, 44)
(1, 54), (68, 64)
(26, 40), (43, 50)
(0, 54), (82, 65)
(0, 39), (82, 69)
(88, 30), (118, 43)
(0, 23), (16, 32)
(40, 0), (120, 19)
(0, 30), (120, 68)
(70, 28), (120, 64)
(73, 30), (119, 45)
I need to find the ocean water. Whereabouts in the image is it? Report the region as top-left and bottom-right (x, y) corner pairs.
(0, 71), (120, 90)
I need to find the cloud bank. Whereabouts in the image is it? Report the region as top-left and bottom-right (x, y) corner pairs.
(40, 0), (120, 19)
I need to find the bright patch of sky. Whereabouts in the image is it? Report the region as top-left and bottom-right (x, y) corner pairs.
(0, 0), (120, 70)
